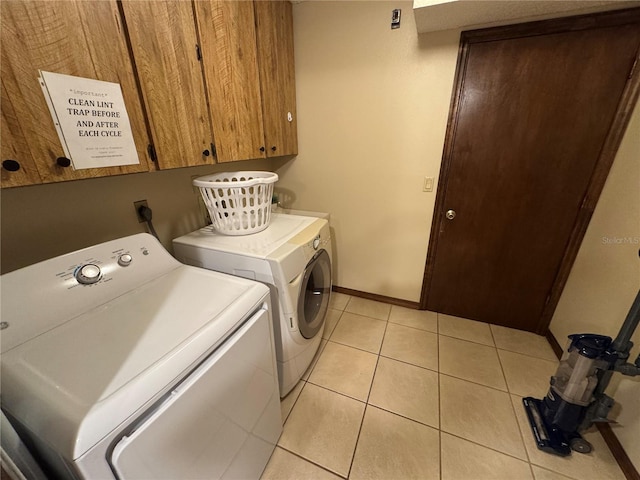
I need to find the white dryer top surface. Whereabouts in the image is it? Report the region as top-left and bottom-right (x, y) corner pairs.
(173, 213), (317, 259)
(0, 234), (268, 459)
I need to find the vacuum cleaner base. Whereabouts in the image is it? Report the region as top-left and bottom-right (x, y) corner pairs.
(523, 397), (572, 456)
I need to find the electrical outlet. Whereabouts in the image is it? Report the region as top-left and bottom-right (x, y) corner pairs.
(133, 200), (148, 223)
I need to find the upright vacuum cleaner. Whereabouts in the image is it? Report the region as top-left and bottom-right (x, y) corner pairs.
(523, 289), (640, 456)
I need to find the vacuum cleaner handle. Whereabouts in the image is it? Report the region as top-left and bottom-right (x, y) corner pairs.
(593, 288), (640, 399)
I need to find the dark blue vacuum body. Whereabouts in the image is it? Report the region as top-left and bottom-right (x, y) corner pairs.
(523, 290), (640, 456)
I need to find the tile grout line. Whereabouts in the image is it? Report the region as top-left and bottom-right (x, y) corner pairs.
(321, 308), (345, 341)
(439, 371), (511, 395)
(340, 309), (390, 323)
(280, 380), (306, 426)
(530, 464), (584, 480)
(491, 325), (534, 466)
(437, 314), (443, 480)
(389, 318), (438, 334)
(275, 444), (349, 479)
(441, 430), (536, 466)
(495, 346), (560, 364)
(304, 380), (368, 405)
(490, 325), (511, 396)
(344, 304), (391, 478)
(439, 427), (443, 480)
(326, 334), (381, 356)
(364, 402), (440, 432)
(436, 313), (441, 431)
(438, 331), (495, 348)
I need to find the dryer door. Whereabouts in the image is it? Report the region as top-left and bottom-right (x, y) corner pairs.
(297, 249), (332, 339)
(109, 307), (281, 480)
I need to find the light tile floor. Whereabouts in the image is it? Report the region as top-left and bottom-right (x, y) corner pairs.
(261, 293), (625, 480)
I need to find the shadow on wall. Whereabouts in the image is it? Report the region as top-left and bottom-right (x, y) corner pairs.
(417, 28), (462, 52)
(0, 159), (275, 274)
(273, 187), (298, 209)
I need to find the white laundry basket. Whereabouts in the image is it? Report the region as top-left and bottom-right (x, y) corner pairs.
(193, 171), (278, 235)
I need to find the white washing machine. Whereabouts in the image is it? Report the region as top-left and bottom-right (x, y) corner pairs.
(173, 213), (332, 397)
(0, 233), (281, 479)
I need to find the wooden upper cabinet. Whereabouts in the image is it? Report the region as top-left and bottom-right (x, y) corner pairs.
(0, 0), (150, 187)
(194, 0), (267, 163)
(194, 0), (298, 163)
(255, 0), (298, 157)
(120, 0), (215, 169)
(1, 82), (42, 187)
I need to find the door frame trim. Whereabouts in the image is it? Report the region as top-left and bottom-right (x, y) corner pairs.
(419, 8), (640, 334)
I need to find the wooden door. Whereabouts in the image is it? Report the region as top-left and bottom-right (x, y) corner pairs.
(194, 0), (266, 163)
(421, 10), (640, 333)
(121, 1), (215, 170)
(255, 0), (298, 157)
(0, 1), (150, 186)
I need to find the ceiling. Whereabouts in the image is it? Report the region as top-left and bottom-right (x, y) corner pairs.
(413, 0), (640, 33)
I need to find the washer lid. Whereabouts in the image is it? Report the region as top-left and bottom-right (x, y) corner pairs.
(0, 266), (268, 460)
(173, 213), (317, 258)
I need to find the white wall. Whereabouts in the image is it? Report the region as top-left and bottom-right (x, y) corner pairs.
(275, 0), (460, 302)
(550, 101), (640, 468)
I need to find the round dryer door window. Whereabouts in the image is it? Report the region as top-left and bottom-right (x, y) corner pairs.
(298, 249), (332, 339)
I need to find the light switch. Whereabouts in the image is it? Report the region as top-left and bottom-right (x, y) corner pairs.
(423, 176), (434, 192)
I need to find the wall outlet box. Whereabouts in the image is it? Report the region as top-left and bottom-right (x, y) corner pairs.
(133, 200), (149, 223)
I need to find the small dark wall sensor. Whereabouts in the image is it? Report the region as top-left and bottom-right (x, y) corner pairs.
(391, 9), (401, 29)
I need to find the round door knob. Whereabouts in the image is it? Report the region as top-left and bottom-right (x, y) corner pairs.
(75, 264), (102, 285)
(259, 146), (265, 152)
(2, 160), (21, 172)
(445, 209), (456, 220)
(57, 157), (71, 167)
(271, 146), (277, 152)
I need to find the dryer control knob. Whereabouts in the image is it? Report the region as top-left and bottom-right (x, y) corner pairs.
(313, 236), (321, 250)
(118, 254), (133, 267)
(75, 264), (102, 285)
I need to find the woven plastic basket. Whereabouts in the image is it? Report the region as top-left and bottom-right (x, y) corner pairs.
(193, 171), (278, 235)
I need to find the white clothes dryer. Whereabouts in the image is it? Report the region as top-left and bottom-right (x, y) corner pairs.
(173, 213), (332, 397)
(0, 234), (281, 479)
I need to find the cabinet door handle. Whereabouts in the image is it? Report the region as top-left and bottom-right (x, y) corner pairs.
(259, 146), (265, 152)
(271, 146), (277, 152)
(203, 149), (210, 157)
(56, 157), (71, 167)
(2, 159), (21, 172)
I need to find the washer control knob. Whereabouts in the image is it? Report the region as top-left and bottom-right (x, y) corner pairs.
(118, 254), (133, 267)
(75, 264), (102, 285)
(312, 235), (321, 250)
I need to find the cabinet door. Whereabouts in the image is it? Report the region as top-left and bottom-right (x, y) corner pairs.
(0, 1), (150, 185)
(121, 1), (215, 170)
(255, 0), (298, 157)
(195, 0), (267, 163)
(1, 82), (42, 187)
